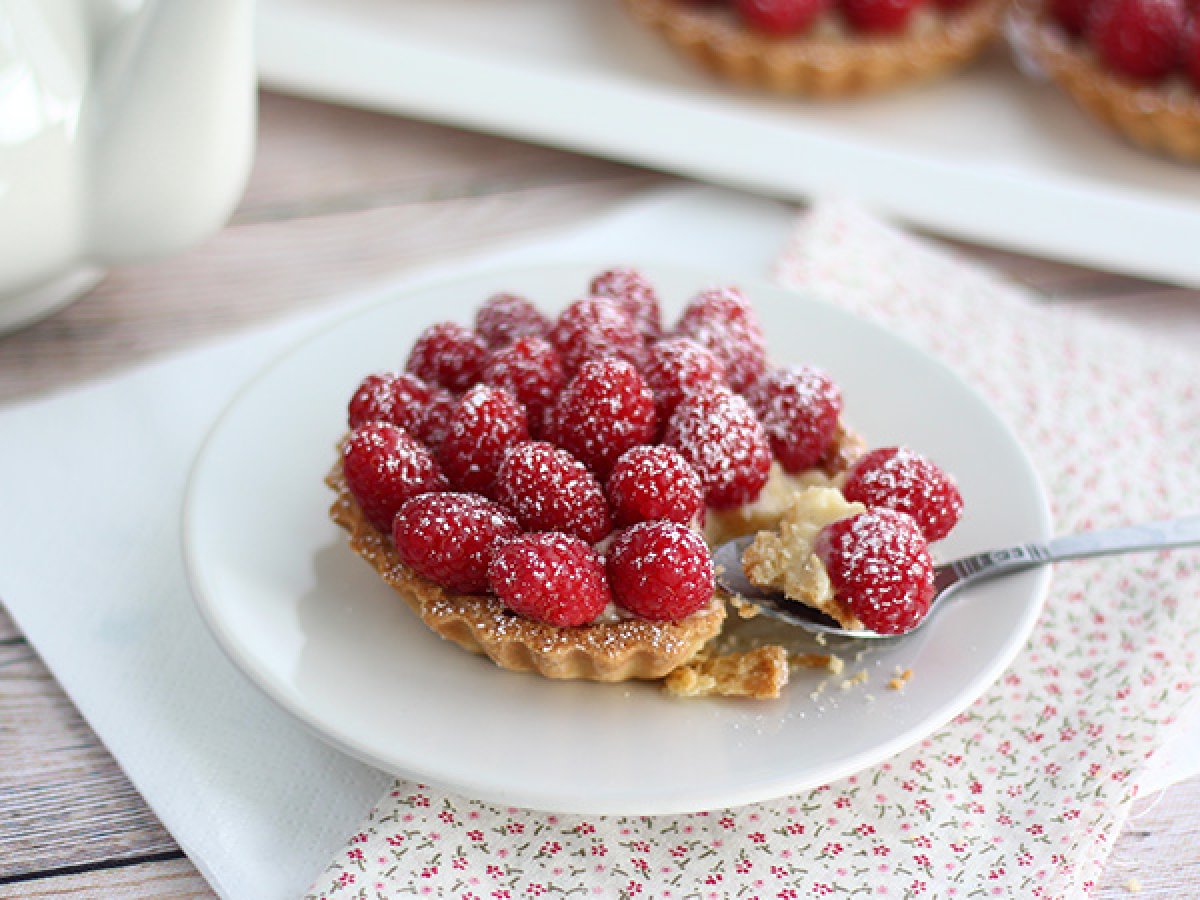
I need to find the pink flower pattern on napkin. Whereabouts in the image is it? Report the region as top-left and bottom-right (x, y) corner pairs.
(309, 202), (1200, 900)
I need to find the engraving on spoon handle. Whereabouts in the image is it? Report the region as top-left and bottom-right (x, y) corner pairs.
(942, 515), (1200, 594)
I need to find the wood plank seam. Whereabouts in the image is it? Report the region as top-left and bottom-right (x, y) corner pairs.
(0, 851), (185, 888)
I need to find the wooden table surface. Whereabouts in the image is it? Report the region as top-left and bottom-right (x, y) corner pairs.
(1, 91), (1198, 899)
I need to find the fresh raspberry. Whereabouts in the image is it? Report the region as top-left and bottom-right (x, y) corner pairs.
(842, 446), (964, 542)
(1087, 0), (1184, 81)
(481, 336), (567, 438)
(1049, 0), (1095, 33)
(675, 286), (759, 333)
(347, 371), (436, 433)
(589, 267), (663, 342)
(487, 533), (611, 627)
(675, 288), (769, 394)
(392, 492), (519, 594)
(746, 366), (843, 473)
(841, 0), (926, 32)
(342, 422), (448, 531)
(406, 322), (488, 393)
(606, 445), (705, 527)
(474, 293), (550, 348)
(548, 296), (643, 373)
(415, 389), (457, 452)
(544, 358), (658, 479)
(736, 0), (828, 34)
(815, 508), (935, 635)
(1185, 16), (1200, 90)
(495, 442), (613, 543)
(640, 338), (728, 425)
(663, 384), (772, 509)
(436, 385), (530, 497)
(606, 522), (715, 621)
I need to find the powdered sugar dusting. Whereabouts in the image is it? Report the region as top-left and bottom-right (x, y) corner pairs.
(495, 441), (612, 542)
(664, 385), (772, 508)
(405, 321), (487, 393)
(589, 266), (663, 342)
(816, 507), (935, 634)
(747, 365), (843, 472)
(844, 445), (963, 541)
(548, 295), (643, 372)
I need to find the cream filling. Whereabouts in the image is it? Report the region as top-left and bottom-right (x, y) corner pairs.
(704, 462), (842, 548)
(742, 486), (865, 629)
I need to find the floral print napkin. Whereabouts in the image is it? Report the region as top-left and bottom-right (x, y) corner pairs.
(308, 201), (1200, 900)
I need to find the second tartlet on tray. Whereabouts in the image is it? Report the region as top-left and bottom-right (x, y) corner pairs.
(625, 0), (1008, 97)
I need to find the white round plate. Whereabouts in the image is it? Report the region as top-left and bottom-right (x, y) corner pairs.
(183, 262), (1051, 815)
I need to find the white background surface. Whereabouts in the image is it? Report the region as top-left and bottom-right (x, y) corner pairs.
(255, 0), (1200, 287)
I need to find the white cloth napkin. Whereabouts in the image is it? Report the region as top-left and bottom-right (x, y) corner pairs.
(306, 196), (1200, 899)
(0, 186), (793, 899)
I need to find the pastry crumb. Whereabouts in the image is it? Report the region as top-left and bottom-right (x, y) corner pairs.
(729, 593), (762, 619)
(1123, 878), (1142, 894)
(665, 646), (789, 700)
(791, 652), (844, 675)
(887, 667), (914, 691)
(840, 669), (869, 690)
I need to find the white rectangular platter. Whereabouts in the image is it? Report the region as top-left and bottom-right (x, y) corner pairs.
(256, 0), (1200, 287)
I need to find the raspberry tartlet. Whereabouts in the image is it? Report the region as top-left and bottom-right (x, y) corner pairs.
(328, 269), (956, 696)
(1010, 0), (1200, 161)
(625, 0), (1006, 97)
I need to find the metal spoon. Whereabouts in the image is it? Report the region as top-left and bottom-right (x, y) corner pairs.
(713, 514), (1200, 639)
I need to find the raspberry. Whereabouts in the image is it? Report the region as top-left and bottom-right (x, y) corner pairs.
(606, 445), (705, 527)
(676, 286), (759, 333)
(664, 384), (772, 509)
(347, 371), (436, 433)
(548, 296), (643, 373)
(641, 338), (728, 425)
(495, 442), (613, 543)
(480, 336), (567, 438)
(746, 366), (843, 473)
(589, 267), (663, 342)
(436, 385), (530, 497)
(544, 358), (658, 479)
(675, 288), (769, 394)
(842, 446), (963, 542)
(406, 322), (488, 393)
(1186, 16), (1200, 90)
(1087, 0), (1184, 81)
(1049, 0), (1095, 33)
(392, 492), (519, 594)
(342, 422), (448, 531)
(487, 533), (611, 627)
(736, 0), (828, 33)
(815, 508), (935, 635)
(606, 522), (715, 621)
(474, 293), (549, 348)
(840, 0), (926, 32)
(416, 389), (457, 452)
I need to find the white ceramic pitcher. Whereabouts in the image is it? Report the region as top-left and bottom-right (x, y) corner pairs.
(0, 0), (256, 333)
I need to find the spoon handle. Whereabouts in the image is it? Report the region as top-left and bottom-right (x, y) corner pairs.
(940, 514), (1200, 591)
(1044, 514), (1200, 562)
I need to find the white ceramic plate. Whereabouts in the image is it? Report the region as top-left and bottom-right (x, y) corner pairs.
(183, 262), (1052, 815)
(255, 0), (1200, 287)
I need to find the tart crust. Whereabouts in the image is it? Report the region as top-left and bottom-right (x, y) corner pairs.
(1010, 0), (1200, 162)
(327, 465), (726, 682)
(625, 0), (1006, 97)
